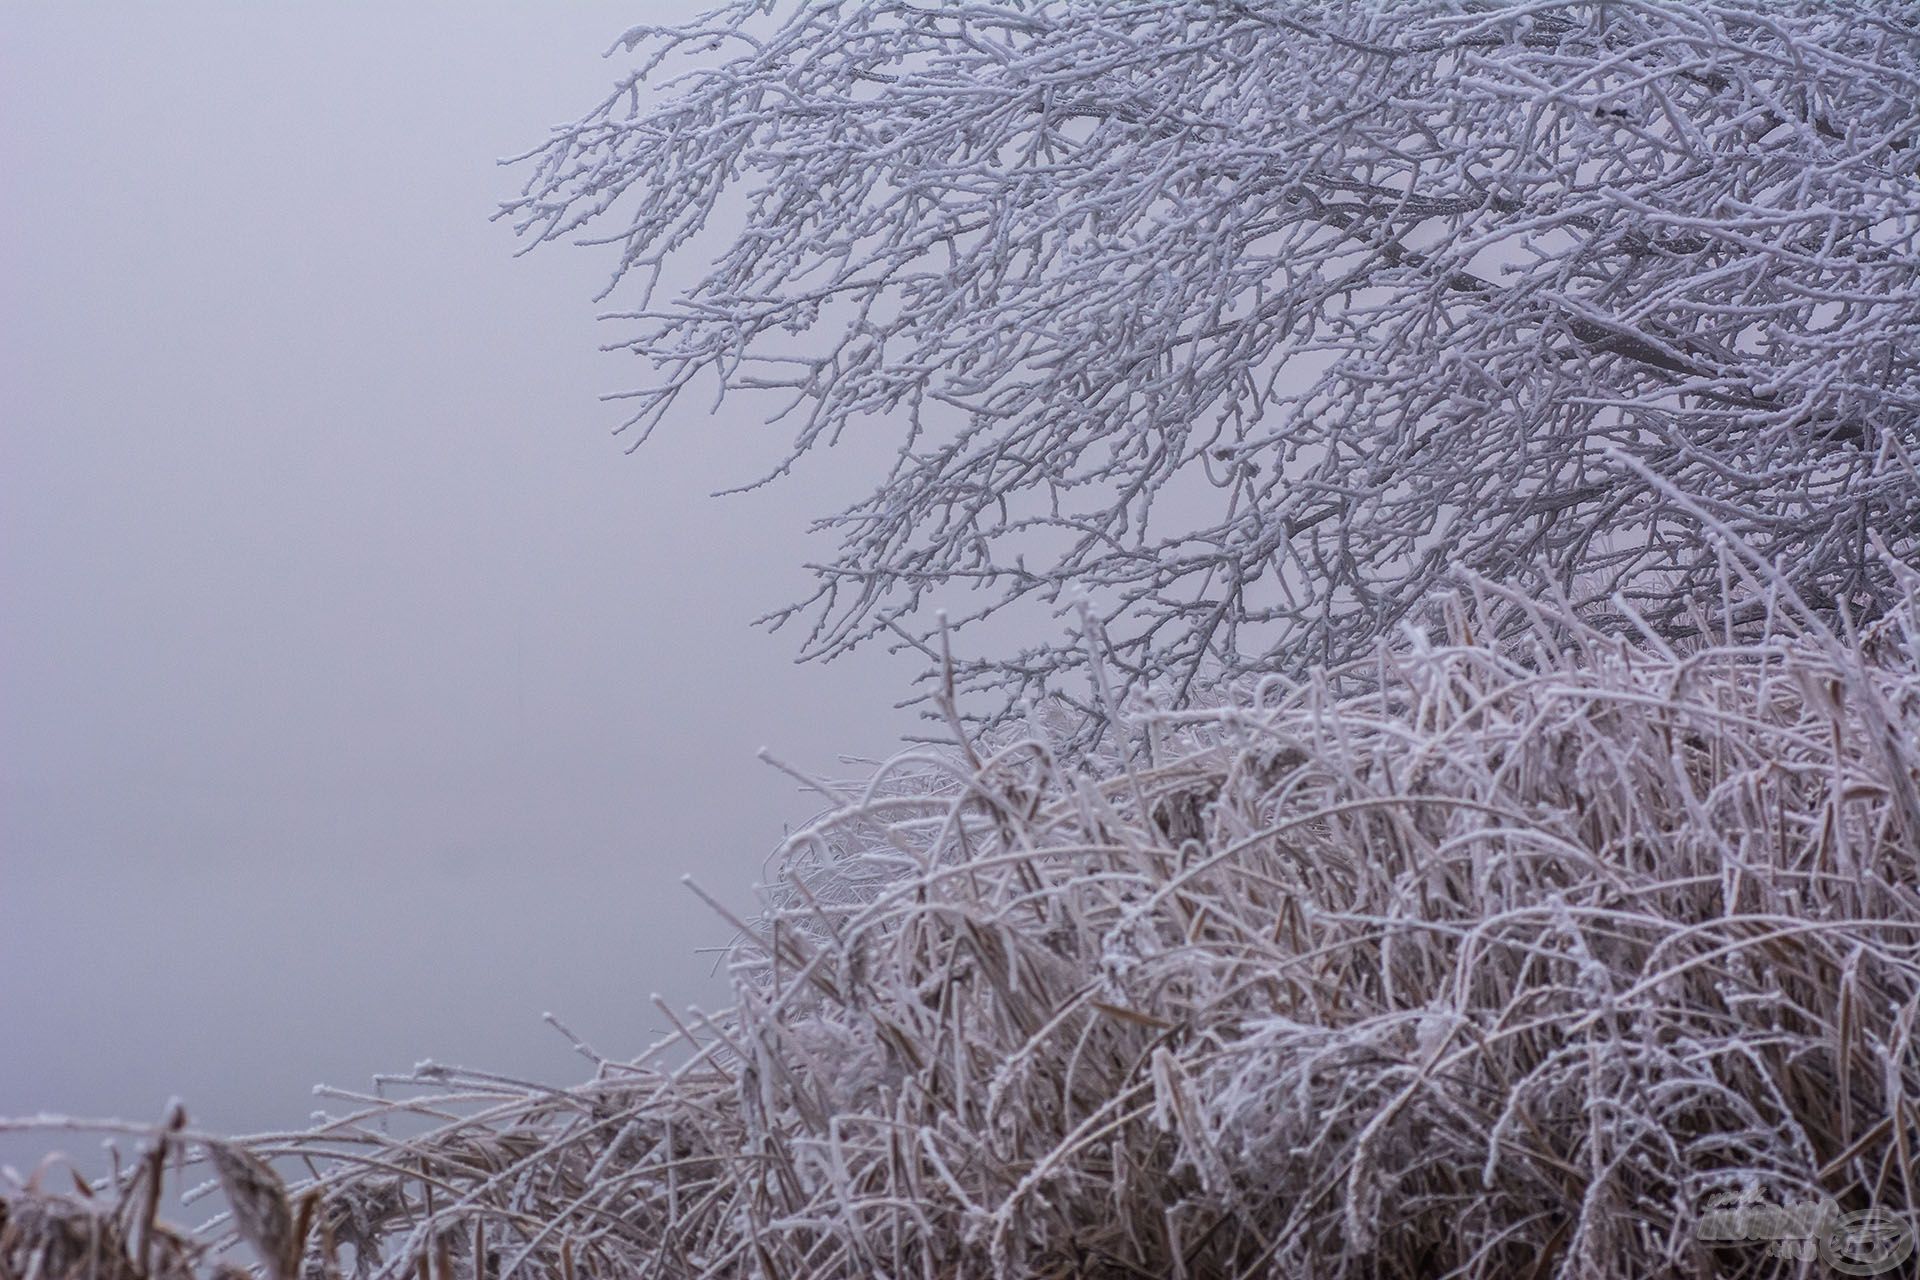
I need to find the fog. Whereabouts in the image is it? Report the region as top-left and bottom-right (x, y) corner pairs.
(0, 3), (918, 1166)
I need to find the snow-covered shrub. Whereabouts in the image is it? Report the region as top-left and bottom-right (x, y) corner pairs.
(14, 560), (1917, 1279)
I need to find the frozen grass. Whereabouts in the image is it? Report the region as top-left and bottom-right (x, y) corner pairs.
(7, 559), (1920, 1279)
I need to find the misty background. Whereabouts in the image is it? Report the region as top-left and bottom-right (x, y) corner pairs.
(1, 3), (920, 1168)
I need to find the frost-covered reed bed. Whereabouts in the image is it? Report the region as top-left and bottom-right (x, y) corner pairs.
(7, 569), (1920, 1278)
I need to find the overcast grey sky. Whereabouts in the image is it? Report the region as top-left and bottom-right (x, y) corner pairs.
(0, 3), (920, 1164)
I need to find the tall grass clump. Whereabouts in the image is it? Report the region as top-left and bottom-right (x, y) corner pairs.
(7, 555), (1920, 1279)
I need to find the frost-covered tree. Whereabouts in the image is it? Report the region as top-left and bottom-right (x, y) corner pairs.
(507, 0), (1919, 717)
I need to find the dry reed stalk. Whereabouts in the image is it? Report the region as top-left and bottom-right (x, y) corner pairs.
(7, 559), (1920, 1278)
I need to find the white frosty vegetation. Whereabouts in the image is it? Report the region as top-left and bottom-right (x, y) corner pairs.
(6, 2), (1919, 1276)
(504, 0), (1918, 721)
(7, 557), (1920, 1278)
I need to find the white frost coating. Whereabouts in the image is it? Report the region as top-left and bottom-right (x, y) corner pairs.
(506, 0), (1920, 724)
(13, 552), (1916, 1278)
(5, 5), (1918, 1275)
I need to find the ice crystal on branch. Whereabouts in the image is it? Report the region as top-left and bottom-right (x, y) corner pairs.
(506, 0), (1920, 722)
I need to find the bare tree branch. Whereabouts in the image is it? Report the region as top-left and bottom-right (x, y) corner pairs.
(506, 0), (1920, 726)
